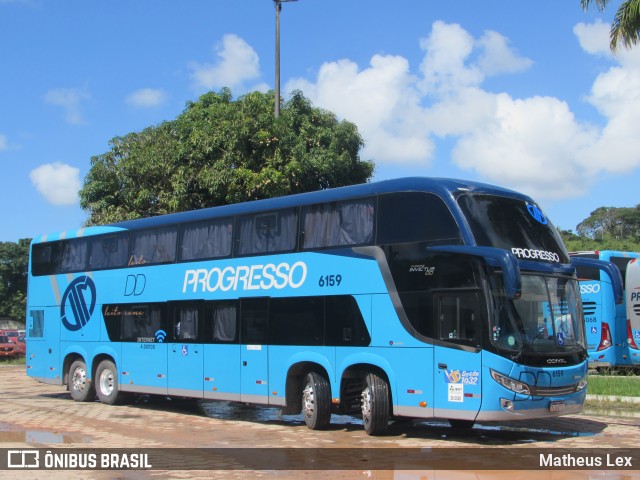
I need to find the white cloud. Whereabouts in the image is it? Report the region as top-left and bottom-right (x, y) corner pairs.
(573, 20), (611, 58)
(190, 34), (264, 93)
(283, 20), (640, 202)
(286, 21), (534, 168)
(452, 94), (596, 198)
(126, 88), (168, 108)
(44, 88), (90, 125)
(30, 162), (80, 206)
(287, 55), (433, 164)
(476, 30), (534, 76)
(0, 134), (7, 151)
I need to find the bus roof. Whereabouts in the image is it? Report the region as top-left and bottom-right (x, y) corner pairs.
(33, 177), (529, 243)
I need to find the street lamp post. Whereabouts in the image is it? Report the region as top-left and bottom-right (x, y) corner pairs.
(274, 0), (297, 118)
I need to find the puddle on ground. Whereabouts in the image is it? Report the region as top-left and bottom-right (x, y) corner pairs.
(200, 401), (361, 427)
(197, 400), (602, 442)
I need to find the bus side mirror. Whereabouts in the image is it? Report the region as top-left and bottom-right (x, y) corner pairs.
(427, 245), (521, 299)
(570, 257), (624, 304)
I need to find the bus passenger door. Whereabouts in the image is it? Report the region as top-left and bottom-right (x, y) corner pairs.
(240, 298), (270, 404)
(168, 302), (203, 398)
(203, 301), (241, 401)
(433, 292), (483, 421)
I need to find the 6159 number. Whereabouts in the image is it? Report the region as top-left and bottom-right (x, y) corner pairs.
(319, 274), (342, 287)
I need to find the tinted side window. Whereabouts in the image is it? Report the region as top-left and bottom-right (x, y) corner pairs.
(302, 198), (375, 249)
(172, 303), (200, 342)
(130, 227), (177, 265)
(208, 301), (238, 343)
(574, 265), (601, 282)
(104, 304), (167, 342)
(59, 239), (88, 273)
(241, 298), (269, 344)
(31, 242), (61, 276)
(88, 233), (129, 270)
(437, 293), (481, 345)
(236, 208), (298, 256)
(398, 291), (435, 338)
(269, 297), (324, 346)
(610, 256), (633, 289)
(325, 296), (370, 346)
(378, 192), (460, 245)
(180, 218), (233, 261)
(29, 310), (44, 338)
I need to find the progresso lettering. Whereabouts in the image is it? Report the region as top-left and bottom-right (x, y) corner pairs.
(511, 248), (560, 263)
(183, 261), (308, 293)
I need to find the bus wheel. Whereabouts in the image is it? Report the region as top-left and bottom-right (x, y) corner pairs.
(302, 372), (331, 430)
(95, 360), (121, 405)
(69, 359), (95, 402)
(361, 372), (389, 436)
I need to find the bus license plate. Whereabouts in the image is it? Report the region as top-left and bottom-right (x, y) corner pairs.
(549, 401), (565, 412)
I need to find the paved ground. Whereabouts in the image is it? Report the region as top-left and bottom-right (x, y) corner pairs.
(1, 365), (640, 479)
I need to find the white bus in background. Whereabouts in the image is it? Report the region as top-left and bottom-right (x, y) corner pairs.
(627, 259), (640, 345)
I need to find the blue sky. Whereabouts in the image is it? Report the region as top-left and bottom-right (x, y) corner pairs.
(1, 0), (636, 242)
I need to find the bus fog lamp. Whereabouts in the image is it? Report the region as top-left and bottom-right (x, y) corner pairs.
(490, 369), (531, 395)
(576, 378), (587, 391)
(500, 398), (514, 411)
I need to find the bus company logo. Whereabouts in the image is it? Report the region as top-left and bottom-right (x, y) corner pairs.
(60, 276), (97, 332)
(526, 202), (548, 225)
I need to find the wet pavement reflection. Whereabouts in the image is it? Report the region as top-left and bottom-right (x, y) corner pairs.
(1, 366), (639, 479)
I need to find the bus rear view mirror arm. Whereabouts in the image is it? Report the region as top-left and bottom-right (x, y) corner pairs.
(427, 245), (522, 300)
(570, 256), (624, 304)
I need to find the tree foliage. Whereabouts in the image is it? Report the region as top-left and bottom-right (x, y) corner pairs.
(559, 204), (640, 251)
(80, 89), (374, 225)
(581, 0), (640, 51)
(0, 239), (30, 321)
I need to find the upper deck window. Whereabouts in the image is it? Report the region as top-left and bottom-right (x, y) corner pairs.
(180, 218), (233, 261)
(377, 192), (460, 245)
(302, 197), (374, 249)
(457, 194), (569, 264)
(88, 233), (129, 270)
(236, 208), (297, 256)
(130, 226), (177, 265)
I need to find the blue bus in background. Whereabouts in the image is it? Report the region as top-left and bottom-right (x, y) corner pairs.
(571, 250), (639, 370)
(26, 177), (588, 435)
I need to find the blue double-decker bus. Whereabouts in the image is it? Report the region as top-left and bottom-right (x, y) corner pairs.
(571, 250), (639, 370)
(26, 177), (587, 435)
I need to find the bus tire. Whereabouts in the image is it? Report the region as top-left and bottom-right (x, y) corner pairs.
(302, 372), (331, 430)
(361, 372), (389, 436)
(68, 359), (95, 402)
(95, 360), (122, 405)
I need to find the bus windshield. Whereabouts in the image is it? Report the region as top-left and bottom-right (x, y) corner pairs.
(491, 274), (585, 354)
(457, 194), (569, 264)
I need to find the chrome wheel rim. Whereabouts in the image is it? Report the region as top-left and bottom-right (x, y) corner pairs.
(302, 383), (315, 420)
(71, 366), (87, 393)
(99, 369), (114, 396)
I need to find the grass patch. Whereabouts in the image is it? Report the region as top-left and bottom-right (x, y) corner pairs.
(0, 356), (25, 366)
(587, 375), (640, 397)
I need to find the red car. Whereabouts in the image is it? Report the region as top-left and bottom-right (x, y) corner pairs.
(0, 335), (17, 357)
(0, 330), (24, 356)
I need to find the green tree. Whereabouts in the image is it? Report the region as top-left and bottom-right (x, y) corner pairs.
(576, 205), (640, 240)
(582, 0), (640, 51)
(80, 89), (374, 225)
(0, 239), (30, 322)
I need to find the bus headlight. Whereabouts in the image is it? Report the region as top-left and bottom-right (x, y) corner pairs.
(490, 369), (531, 395)
(576, 377), (588, 391)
